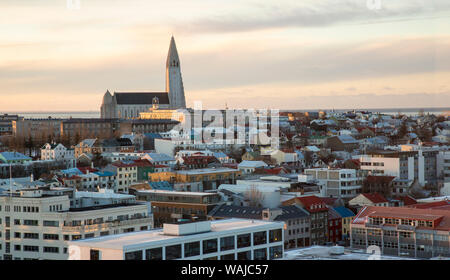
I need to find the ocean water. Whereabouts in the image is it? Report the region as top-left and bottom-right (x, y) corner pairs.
(3, 107), (449, 119)
(4, 111), (100, 119)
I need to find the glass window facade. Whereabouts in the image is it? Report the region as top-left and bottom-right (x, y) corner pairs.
(184, 241), (200, 258)
(237, 233), (251, 248)
(254, 248), (267, 260)
(220, 236), (235, 251)
(166, 244), (182, 260)
(145, 247), (163, 260)
(269, 229), (282, 243)
(269, 245), (283, 259)
(202, 239), (218, 254)
(237, 251), (251, 260)
(125, 250), (143, 260)
(253, 231), (267, 245)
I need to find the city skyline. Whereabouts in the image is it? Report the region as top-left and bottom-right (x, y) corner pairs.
(1, 0), (450, 111)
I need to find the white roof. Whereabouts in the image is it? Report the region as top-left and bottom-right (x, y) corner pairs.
(238, 160), (268, 168)
(69, 218), (283, 250)
(283, 246), (417, 260)
(176, 167), (238, 175)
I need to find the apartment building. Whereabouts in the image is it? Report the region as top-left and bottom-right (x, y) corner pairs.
(68, 219), (284, 260)
(304, 168), (364, 199)
(135, 190), (221, 228)
(350, 206), (450, 259)
(103, 162), (138, 193)
(0, 188), (151, 260)
(282, 196), (328, 246)
(40, 143), (76, 168)
(357, 149), (439, 186)
(208, 204), (310, 249)
(12, 118), (62, 140)
(149, 167), (242, 192)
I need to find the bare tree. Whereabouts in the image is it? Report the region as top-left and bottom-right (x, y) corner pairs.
(244, 185), (264, 207)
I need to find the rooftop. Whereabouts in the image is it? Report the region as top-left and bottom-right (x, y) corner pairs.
(69, 218), (283, 250)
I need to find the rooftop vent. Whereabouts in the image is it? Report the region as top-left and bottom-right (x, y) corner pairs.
(163, 220), (211, 236)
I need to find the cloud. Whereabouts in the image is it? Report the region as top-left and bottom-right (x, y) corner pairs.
(173, 0), (450, 34)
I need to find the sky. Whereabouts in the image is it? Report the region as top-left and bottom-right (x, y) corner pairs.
(0, 0), (450, 111)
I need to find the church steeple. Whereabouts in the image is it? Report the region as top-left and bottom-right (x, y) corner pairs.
(166, 36), (180, 68)
(166, 36), (186, 109)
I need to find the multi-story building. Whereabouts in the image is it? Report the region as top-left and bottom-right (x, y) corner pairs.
(12, 118), (62, 141)
(103, 162), (138, 193)
(282, 195), (328, 246)
(304, 168), (364, 199)
(357, 148), (439, 186)
(208, 204), (310, 249)
(68, 219), (284, 260)
(61, 119), (119, 143)
(0, 188), (151, 260)
(327, 207), (342, 244)
(40, 143), (76, 168)
(135, 190), (221, 228)
(350, 206), (450, 259)
(149, 167), (242, 192)
(333, 206), (355, 243)
(0, 114), (22, 136)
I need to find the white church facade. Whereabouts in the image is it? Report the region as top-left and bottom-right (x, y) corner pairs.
(101, 36), (187, 119)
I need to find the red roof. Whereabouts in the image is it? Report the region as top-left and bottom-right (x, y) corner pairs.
(286, 195), (328, 213)
(154, 164), (169, 168)
(366, 175), (395, 184)
(321, 197), (338, 206)
(394, 195), (417, 206)
(77, 167), (98, 174)
(361, 193), (388, 204)
(409, 200), (450, 210)
(132, 159), (153, 167)
(352, 206), (450, 231)
(112, 161), (137, 168)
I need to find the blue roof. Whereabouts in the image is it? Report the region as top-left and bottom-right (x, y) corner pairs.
(213, 152), (227, 158)
(144, 133), (162, 139)
(295, 150), (304, 160)
(333, 206), (355, 218)
(94, 171), (116, 177)
(149, 181), (173, 191)
(0, 152), (31, 161)
(61, 168), (83, 176)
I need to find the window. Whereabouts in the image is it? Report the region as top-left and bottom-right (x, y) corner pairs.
(237, 233), (251, 248)
(269, 245), (283, 260)
(90, 249), (100, 260)
(220, 254), (235, 260)
(184, 241), (200, 258)
(165, 244), (182, 260)
(202, 239), (218, 255)
(145, 248), (162, 260)
(23, 233), (39, 239)
(24, 246), (39, 252)
(125, 250), (142, 260)
(23, 220), (38, 226)
(253, 231), (267, 246)
(43, 234), (59, 240)
(254, 248), (267, 260)
(43, 220), (59, 227)
(220, 236), (235, 251)
(72, 235), (82, 240)
(43, 247), (59, 254)
(14, 232), (21, 238)
(237, 251), (251, 260)
(269, 229), (282, 243)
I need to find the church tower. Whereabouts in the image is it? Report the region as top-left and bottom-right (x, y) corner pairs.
(166, 36), (186, 109)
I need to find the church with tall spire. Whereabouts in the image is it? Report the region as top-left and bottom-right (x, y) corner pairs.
(101, 36), (187, 119)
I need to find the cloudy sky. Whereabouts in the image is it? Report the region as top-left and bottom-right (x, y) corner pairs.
(1, 0), (449, 111)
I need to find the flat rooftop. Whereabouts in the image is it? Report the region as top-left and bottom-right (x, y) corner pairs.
(176, 167), (239, 175)
(69, 218), (283, 251)
(283, 246), (417, 260)
(137, 189), (218, 196)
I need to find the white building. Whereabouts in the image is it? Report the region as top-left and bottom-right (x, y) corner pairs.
(68, 219), (284, 260)
(40, 143), (76, 168)
(304, 168), (363, 199)
(0, 189), (152, 260)
(238, 160), (268, 174)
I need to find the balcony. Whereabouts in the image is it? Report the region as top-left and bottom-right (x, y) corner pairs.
(62, 217), (152, 232)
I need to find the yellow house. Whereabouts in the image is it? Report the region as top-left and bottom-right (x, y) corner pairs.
(333, 206), (355, 238)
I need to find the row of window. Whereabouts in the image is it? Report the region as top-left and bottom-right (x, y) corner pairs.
(123, 245), (283, 261)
